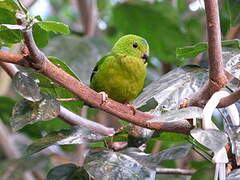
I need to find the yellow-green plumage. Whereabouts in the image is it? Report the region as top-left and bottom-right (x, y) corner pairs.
(90, 34), (149, 103)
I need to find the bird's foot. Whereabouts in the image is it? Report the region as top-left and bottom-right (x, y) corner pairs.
(126, 104), (137, 115)
(99, 91), (108, 105)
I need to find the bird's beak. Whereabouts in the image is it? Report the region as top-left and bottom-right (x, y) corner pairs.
(142, 53), (148, 64)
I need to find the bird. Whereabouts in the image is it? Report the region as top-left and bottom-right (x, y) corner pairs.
(90, 34), (149, 108)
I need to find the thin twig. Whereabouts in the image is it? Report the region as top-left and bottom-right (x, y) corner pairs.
(59, 106), (115, 135)
(56, 98), (81, 102)
(156, 167), (195, 176)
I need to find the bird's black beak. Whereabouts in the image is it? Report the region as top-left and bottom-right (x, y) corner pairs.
(142, 53), (148, 64)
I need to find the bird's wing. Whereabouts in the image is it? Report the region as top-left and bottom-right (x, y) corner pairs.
(90, 54), (113, 82)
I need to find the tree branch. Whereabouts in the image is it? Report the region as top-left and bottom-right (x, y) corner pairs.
(0, 62), (115, 136)
(188, 0), (228, 107)
(0, 50), (193, 134)
(156, 167), (195, 176)
(1, 1), (238, 135)
(77, 0), (98, 36)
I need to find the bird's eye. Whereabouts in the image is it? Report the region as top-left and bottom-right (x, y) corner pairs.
(132, 42), (138, 48)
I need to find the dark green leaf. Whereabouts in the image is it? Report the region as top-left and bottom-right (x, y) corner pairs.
(220, 0), (240, 35)
(0, 156), (49, 180)
(0, 0), (20, 11)
(37, 21), (70, 34)
(12, 72), (42, 102)
(0, 96), (16, 124)
(32, 23), (49, 48)
(25, 126), (104, 155)
(154, 132), (188, 143)
(176, 42), (207, 59)
(11, 93), (60, 131)
(133, 65), (208, 111)
(84, 150), (156, 180)
(176, 40), (240, 59)
(0, 8), (22, 45)
(191, 166), (214, 180)
(190, 129), (228, 153)
(47, 163), (89, 180)
(33, 56), (83, 113)
(122, 144), (192, 169)
(48, 56), (80, 80)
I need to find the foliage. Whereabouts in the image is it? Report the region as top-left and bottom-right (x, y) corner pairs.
(0, 0), (240, 179)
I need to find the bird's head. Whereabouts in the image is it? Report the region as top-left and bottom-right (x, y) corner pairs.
(112, 34), (149, 64)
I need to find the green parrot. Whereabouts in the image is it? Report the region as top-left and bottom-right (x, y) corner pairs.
(90, 34), (149, 104)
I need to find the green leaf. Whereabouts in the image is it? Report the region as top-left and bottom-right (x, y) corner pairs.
(33, 56), (83, 113)
(0, 0), (20, 11)
(0, 8), (22, 45)
(176, 42), (208, 59)
(47, 164), (89, 180)
(176, 40), (240, 59)
(0, 96), (16, 124)
(48, 56), (80, 80)
(191, 166), (214, 180)
(32, 23), (49, 48)
(12, 71), (42, 102)
(220, 0), (240, 35)
(84, 150), (156, 179)
(11, 93), (60, 131)
(25, 126), (104, 155)
(37, 21), (70, 34)
(154, 132), (188, 143)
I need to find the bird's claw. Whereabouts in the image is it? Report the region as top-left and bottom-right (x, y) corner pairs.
(127, 104), (137, 115)
(99, 91), (108, 105)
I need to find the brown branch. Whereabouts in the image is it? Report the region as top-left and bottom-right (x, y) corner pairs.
(0, 51), (26, 65)
(1, 2), (237, 134)
(225, 25), (240, 40)
(156, 167), (195, 176)
(218, 89), (240, 108)
(77, 0), (98, 36)
(188, 0), (228, 107)
(0, 50), (194, 133)
(0, 62), (115, 136)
